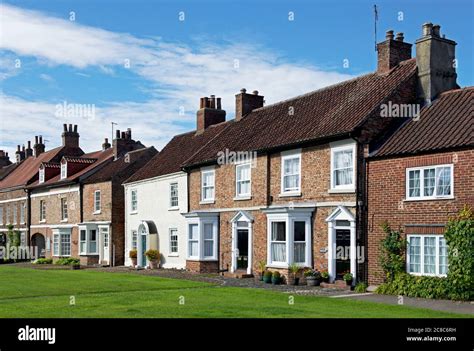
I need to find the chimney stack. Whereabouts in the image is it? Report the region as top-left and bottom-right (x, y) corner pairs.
(415, 23), (457, 105)
(235, 88), (264, 121)
(0, 150), (11, 167)
(62, 124), (80, 148)
(113, 128), (142, 159)
(25, 141), (33, 158)
(33, 135), (46, 157)
(15, 144), (26, 163)
(377, 29), (412, 74)
(196, 95), (226, 132)
(102, 138), (111, 150)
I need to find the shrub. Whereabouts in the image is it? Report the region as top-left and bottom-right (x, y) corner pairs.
(289, 263), (300, 276)
(272, 271), (281, 279)
(55, 257), (80, 266)
(304, 269), (321, 278)
(145, 249), (160, 260)
(343, 272), (353, 282)
(354, 282), (367, 293)
(379, 222), (406, 281)
(34, 258), (53, 264)
(321, 270), (329, 279)
(129, 250), (137, 259)
(263, 270), (273, 278)
(258, 261), (266, 273)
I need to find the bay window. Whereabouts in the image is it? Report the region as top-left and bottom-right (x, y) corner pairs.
(330, 141), (356, 191)
(185, 214), (218, 261)
(281, 150), (301, 195)
(407, 235), (449, 276)
(188, 224), (199, 258)
(79, 226), (99, 255)
(53, 229), (71, 256)
(271, 222), (286, 263)
(406, 165), (453, 200)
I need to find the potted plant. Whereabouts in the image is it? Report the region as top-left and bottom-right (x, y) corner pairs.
(257, 261), (267, 281)
(343, 272), (353, 286)
(304, 269), (321, 286)
(145, 249), (160, 269)
(288, 263), (300, 285)
(271, 271), (282, 285)
(321, 270), (330, 283)
(263, 270), (272, 284)
(129, 249), (137, 267)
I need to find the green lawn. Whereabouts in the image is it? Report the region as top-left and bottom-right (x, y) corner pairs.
(0, 266), (468, 318)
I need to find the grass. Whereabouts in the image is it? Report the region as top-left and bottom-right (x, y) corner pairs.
(0, 265), (469, 318)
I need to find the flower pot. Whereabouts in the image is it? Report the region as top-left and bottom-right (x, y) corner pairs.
(345, 279), (353, 286)
(263, 275), (272, 284)
(322, 277), (329, 283)
(149, 259), (159, 269)
(294, 277), (300, 286)
(271, 277), (281, 285)
(306, 277), (320, 286)
(131, 257), (137, 267)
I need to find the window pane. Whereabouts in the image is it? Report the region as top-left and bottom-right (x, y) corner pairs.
(189, 224), (199, 240)
(203, 223), (213, 240)
(334, 150), (353, 186)
(294, 221), (305, 242)
(408, 237), (421, 273)
(423, 237), (436, 274)
(189, 241), (198, 257)
(439, 237), (448, 275)
(271, 222), (286, 241)
(409, 170), (420, 197)
(61, 234), (71, 256)
(204, 240), (213, 257)
(436, 167), (451, 196)
(294, 242), (305, 263)
(271, 243), (286, 262)
(423, 168), (435, 196)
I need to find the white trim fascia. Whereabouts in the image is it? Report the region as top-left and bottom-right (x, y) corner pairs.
(123, 171), (185, 187)
(30, 224), (77, 229)
(0, 228), (27, 232)
(31, 186), (80, 198)
(0, 197), (27, 204)
(79, 221), (112, 225)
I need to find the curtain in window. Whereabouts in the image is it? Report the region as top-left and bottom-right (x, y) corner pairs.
(237, 165), (250, 195)
(423, 237), (436, 274)
(334, 150), (353, 186)
(61, 234), (71, 256)
(423, 168), (435, 196)
(80, 230), (86, 253)
(89, 230), (97, 253)
(188, 224), (199, 257)
(438, 237), (448, 275)
(283, 158), (299, 191)
(436, 167), (451, 196)
(409, 170), (420, 197)
(409, 237), (421, 273)
(271, 222), (286, 262)
(203, 223), (214, 257)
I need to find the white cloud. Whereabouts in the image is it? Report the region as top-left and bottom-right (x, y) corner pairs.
(0, 3), (355, 161)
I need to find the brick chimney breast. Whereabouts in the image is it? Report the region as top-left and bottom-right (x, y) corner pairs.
(15, 144), (25, 163)
(196, 95), (226, 132)
(0, 150), (11, 167)
(25, 141), (33, 158)
(33, 135), (46, 157)
(377, 29), (412, 74)
(235, 88), (264, 121)
(415, 23), (457, 105)
(62, 124), (80, 148)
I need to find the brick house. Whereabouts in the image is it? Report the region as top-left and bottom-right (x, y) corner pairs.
(27, 125), (151, 265)
(123, 103), (228, 269)
(367, 87), (473, 285)
(179, 29), (424, 283)
(0, 133), (83, 255)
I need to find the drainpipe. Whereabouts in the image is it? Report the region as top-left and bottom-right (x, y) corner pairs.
(24, 188), (31, 248)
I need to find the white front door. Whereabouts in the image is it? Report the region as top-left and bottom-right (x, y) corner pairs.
(100, 227), (110, 265)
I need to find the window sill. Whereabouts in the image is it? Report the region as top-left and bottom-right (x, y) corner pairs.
(266, 263), (289, 269)
(130, 211), (138, 215)
(408, 272), (447, 278)
(279, 191), (301, 198)
(328, 188), (356, 194)
(199, 200), (215, 205)
(168, 253), (179, 257)
(168, 207), (180, 211)
(60, 219), (68, 223)
(186, 258), (218, 262)
(233, 195), (252, 201)
(93, 211), (101, 215)
(80, 253), (99, 256)
(39, 220), (46, 223)
(404, 196), (454, 202)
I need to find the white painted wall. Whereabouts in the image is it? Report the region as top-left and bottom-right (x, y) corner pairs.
(124, 172), (187, 269)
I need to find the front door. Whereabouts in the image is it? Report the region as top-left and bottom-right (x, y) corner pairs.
(237, 229), (248, 269)
(100, 227), (110, 265)
(335, 229), (350, 279)
(141, 234), (147, 267)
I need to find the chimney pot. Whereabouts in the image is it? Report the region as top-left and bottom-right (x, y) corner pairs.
(240, 88), (246, 93)
(17, 145), (20, 152)
(385, 30), (394, 40)
(40, 136), (43, 143)
(216, 97), (222, 110)
(432, 24), (440, 37)
(63, 124), (67, 132)
(73, 124), (78, 132)
(252, 90), (259, 95)
(68, 124), (73, 132)
(395, 32), (404, 42)
(35, 136), (39, 144)
(422, 22), (433, 36)
(28, 141), (31, 148)
(116, 130), (121, 138)
(121, 131), (126, 139)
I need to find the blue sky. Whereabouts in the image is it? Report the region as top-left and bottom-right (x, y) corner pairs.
(1, 0), (472, 157)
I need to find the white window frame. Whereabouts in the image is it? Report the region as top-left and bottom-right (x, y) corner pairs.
(39, 168), (45, 184)
(169, 228), (179, 255)
(131, 230), (138, 250)
(60, 198), (68, 221)
(39, 200), (46, 222)
(187, 223), (199, 259)
(280, 149), (302, 196)
(330, 141), (356, 192)
(0, 206), (3, 225)
(169, 182), (179, 209)
(79, 226), (99, 255)
(12, 205), (17, 224)
(407, 234), (448, 277)
(20, 202), (25, 224)
(94, 190), (101, 213)
(266, 211), (312, 268)
(200, 168), (215, 203)
(80, 228), (87, 254)
(60, 162), (67, 180)
(130, 189), (138, 213)
(235, 162), (252, 199)
(405, 164), (454, 201)
(53, 229), (71, 257)
(186, 216), (218, 261)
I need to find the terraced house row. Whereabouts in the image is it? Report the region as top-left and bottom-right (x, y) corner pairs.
(0, 23), (472, 287)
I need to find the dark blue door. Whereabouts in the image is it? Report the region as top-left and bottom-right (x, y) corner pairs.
(141, 235), (147, 267)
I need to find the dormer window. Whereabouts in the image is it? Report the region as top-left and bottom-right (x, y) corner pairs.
(60, 162), (67, 180)
(39, 167), (45, 184)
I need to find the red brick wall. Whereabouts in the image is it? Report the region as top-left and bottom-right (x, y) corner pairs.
(367, 149), (474, 285)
